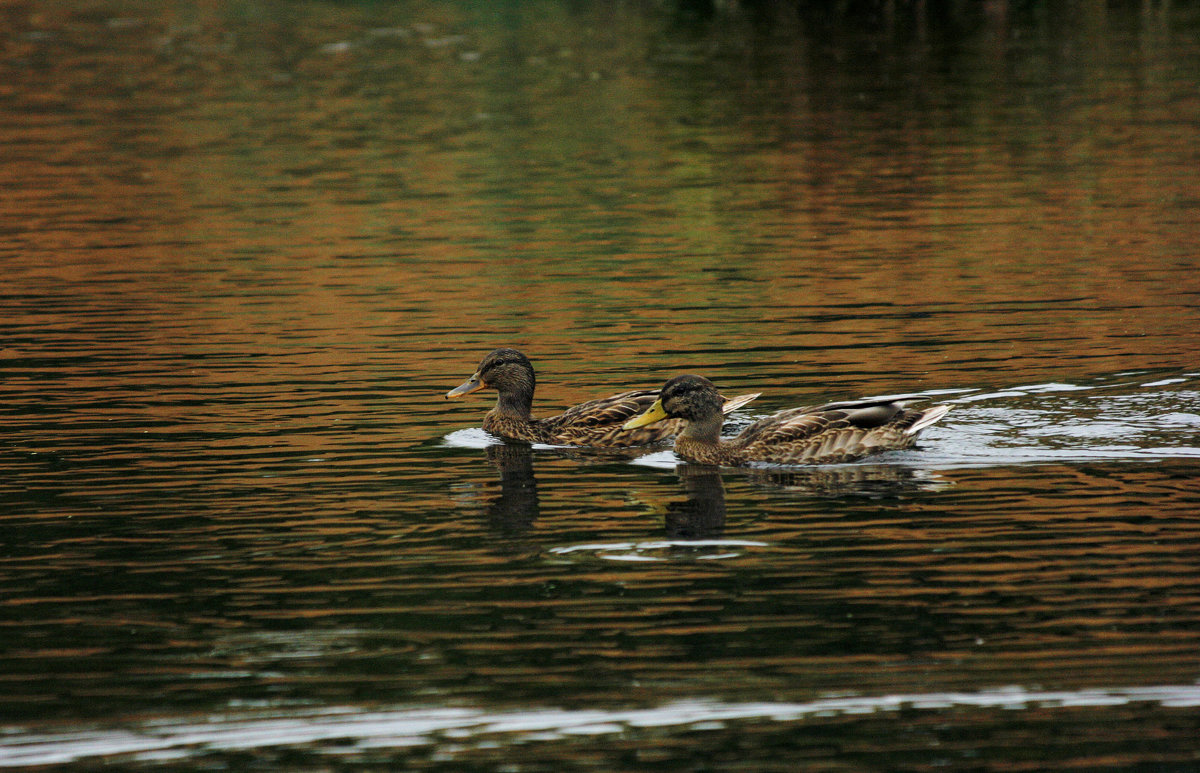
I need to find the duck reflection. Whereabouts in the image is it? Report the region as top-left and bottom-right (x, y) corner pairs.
(473, 443), (660, 534)
(663, 464), (727, 539)
(475, 443), (949, 537)
(746, 464), (950, 497)
(653, 462), (949, 537)
(482, 443), (539, 531)
(478, 450), (733, 540)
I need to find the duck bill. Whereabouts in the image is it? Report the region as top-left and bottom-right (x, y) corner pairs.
(623, 398), (669, 429)
(446, 376), (485, 399)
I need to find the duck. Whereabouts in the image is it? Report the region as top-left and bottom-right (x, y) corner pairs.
(624, 374), (950, 465)
(446, 349), (759, 447)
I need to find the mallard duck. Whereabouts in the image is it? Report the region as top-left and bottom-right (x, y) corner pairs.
(446, 349), (759, 447)
(624, 374), (950, 465)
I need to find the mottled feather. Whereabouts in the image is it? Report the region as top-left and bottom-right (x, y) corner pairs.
(630, 375), (950, 466)
(448, 350), (758, 447)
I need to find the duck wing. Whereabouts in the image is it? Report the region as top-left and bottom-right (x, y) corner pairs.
(541, 389), (761, 447)
(550, 389), (660, 429)
(735, 399), (946, 464)
(552, 389), (760, 430)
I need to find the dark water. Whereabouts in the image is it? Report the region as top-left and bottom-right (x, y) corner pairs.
(3, 1), (1200, 769)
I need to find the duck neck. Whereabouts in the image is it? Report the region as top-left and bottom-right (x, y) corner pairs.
(494, 387), (534, 421)
(679, 413), (723, 445)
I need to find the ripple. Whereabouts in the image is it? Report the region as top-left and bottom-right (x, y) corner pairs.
(630, 379), (1200, 471)
(4, 684), (1200, 767)
(548, 539), (771, 562)
(441, 427), (504, 449)
(441, 428), (584, 452)
(628, 449), (679, 469)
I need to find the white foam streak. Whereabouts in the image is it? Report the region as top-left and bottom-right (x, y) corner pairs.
(4, 684), (1200, 767)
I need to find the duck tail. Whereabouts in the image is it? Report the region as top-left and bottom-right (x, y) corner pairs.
(905, 404), (951, 436)
(721, 392), (761, 414)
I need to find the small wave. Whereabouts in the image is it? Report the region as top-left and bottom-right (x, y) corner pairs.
(4, 684), (1200, 766)
(628, 376), (1200, 471)
(441, 428), (591, 452)
(548, 539), (770, 562)
(629, 449), (680, 469)
(441, 427), (503, 449)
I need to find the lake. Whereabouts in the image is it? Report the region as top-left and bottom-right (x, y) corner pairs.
(2, 0), (1200, 769)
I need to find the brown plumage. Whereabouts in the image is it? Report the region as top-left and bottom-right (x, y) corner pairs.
(446, 349), (759, 447)
(624, 374), (951, 465)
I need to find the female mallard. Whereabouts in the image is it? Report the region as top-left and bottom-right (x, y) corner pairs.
(624, 374), (950, 465)
(446, 349), (759, 447)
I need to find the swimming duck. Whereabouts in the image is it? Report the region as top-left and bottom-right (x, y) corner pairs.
(624, 374), (950, 465)
(446, 349), (759, 447)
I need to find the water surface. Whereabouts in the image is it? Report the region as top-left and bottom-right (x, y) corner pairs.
(2, 1), (1200, 769)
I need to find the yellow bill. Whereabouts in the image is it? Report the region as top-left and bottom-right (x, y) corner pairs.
(446, 375), (485, 399)
(623, 398), (669, 429)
